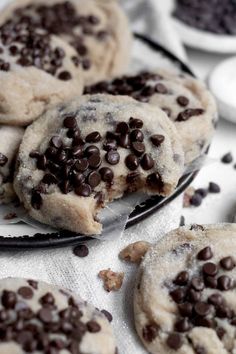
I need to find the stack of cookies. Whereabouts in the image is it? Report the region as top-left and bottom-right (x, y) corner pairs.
(0, 0), (217, 235)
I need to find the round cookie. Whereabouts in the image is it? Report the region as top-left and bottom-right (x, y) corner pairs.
(14, 94), (184, 235)
(134, 223), (236, 354)
(0, 277), (117, 354)
(85, 70), (218, 164)
(0, 17), (84, 126)
(0, 0), (132, 86)
(0, 125), (24, 204)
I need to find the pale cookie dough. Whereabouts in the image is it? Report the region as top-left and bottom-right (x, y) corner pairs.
(134, 223), (236, 354)
(85, 69), (218, 164)
(0, 0), (132, 86)
(14, 94), (184, 235)
(0, 15), (84, 126)
(0, 125), (24, 204)
(0, 277), (117, 354)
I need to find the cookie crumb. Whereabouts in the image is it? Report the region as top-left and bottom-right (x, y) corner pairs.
(98, 269), (124, 292)
(4, 212), (17, 220)
(183, 187), (195, 207)
(119, 241), (150, 264)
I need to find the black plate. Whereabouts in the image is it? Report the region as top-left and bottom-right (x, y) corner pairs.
(0, 33), (197, 250)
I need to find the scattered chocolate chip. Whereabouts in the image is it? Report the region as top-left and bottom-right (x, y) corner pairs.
(170, 288), (185, 303)
(130, 129), (144, 142)
(217, 275), (233, 291)
(176, 108), (204, 122)
(88, 154), (101, 169)
(18, 287), (33, 300)
(155, 83), (168, 94)
(208, 293), (223, 307)
(125, 154), (139, 171)
(116, 122), (129, 134)
(146, 172), (163, 190)
(105, 150), (120, 165)
(221, 152), (233, 164)
(202, 262), (218, 276)
(195, 188), (208, 198)
(190, 193), (202, 207)
(209, 182), (220, 193)
(87, 171), (101, 188)
(194, 302), (211, 317)
(85, 131), (101, 143)
(64, 116), (77, 129)
(101, 309), (113, 322)
(87, 321), (101, 333)
(174, 271), (189, 286)
(131, 142), (145, 157)
(191, 277), (204, 291)
(58, 71), (72, 81)
(178, 303), (193, 317)
(129, 118), (143, 129)
(140, 153), (154, 171)
(175, 318), (191, 332)
(75, 183), (91, 197)
(73, 244), (89, 258)
(99, 167), (114, 183)
(1, 290), (17, 309)
(142, 323), (159, 342)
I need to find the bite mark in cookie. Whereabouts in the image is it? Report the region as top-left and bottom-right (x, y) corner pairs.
(14, 95), (184, 235)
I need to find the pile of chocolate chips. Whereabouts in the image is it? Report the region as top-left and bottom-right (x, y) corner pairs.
(29, 115), (165, 210)
(0, 280), (103, 353)
(0, 1), (110, 75)
(84, 72), (205, 122)
(165, 246), (236, 350)
(173, 0), (236, 35)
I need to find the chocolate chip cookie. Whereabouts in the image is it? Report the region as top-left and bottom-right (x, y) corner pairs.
(1, 0), (132, 86)
(0, 12), (84, 126)
(14, 94), (184, 235)
(0, 125), (24, 204)
(134, 223), (236, 354)
(0, 277), (117, 354)
(85, 70), (218, 164)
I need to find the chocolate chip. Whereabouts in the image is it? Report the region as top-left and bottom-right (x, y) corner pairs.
(140, 153), (154, 171)
(209, 182), (221, 193)
(119, 134), (130, 148)
(0, 153), (8, 166)
(195, 188), (208, 198)
(29, 150), (41, 159)
(188, 289), (201, 302)
(87, 321), (101, 333)
(178, 303), (193, 317)
(155, 83), (168, 94)
(64, 116), (77, 129)
(204, 276), (217, 289)
(202, 262), (218, 276)
(103, 140), (117, 151)
(58, 71), (72, 81)
(176, 108), (204, 121)
(194, 317), (214, 328)
(99, 167), (114, 183)
(105, 151), (120, 165)
(126, 171), (140, 184)
(28, 280), (38, 289)
(72, 146), (84, 158)
(38, 308), (53, 323)
(191, 277), (204, 291)
(85, 131), (101, 143)
(40, 292), (55, 306)
(87, 171), (101, 188)
(220, 256), (235, 270)
(216, 305), (233, 319)
(150, 134), (165, 147)
(217, 275), (233, 290)
(131, 141), (145, 157)
(37, 155), (47, 170)
(1, 290), (16, 309)
(174, 271), (189, 286)
(31, 191), (43, 210)
(130, 129), (144, 142)
(197, 246), (213, 261)
(42, 173), (58, 185)
(129, 118), (143, 129)
(18, 287), (33, 299)
(88, 154), (101, 169)
(125, 154), (139, 171)
(101, 309), (113, 322)
(116, 122), (129, 134)
(174, 318), (191, 332)
(75, 183), (91, 197)
(142, 323), (159, 342)
(85, 145), (99, 157)
(221, 152), (233, 164)
(194, 302), (211, 317)
(75, 159), (89, 172)
(190, 193), (202, 207)
(72, 172), (85, 187)
(170, 288), (185, 303)
(166, 333), (182, 350)
(208, 293), (223, 306)
(73, 244), (89, 258)
(177, 96), (189, 107)
(146, 172), (163, 190)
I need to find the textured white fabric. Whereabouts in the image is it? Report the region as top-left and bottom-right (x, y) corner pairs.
(0, 1), (185, 353)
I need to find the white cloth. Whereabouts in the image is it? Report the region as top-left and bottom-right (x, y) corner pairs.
(0, 1), (185, 353)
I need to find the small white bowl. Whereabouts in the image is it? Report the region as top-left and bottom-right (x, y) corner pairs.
(208, 56), (236, 124)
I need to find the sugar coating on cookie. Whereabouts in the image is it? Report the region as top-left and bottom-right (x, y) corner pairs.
(85, 70), (218, 164)
(0, 0), (132, 86)
(0, 277), (117, 354)
(0, 125), (24, 204)
(0, 6), (84, 126)
(14, 94), (184, 235)
(134, 223), (236, 354)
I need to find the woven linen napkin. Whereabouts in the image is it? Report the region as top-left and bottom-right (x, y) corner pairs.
(0, 0), (185, 352)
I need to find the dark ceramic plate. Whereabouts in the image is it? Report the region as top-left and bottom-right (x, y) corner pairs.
(0, 33), (198, 249)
